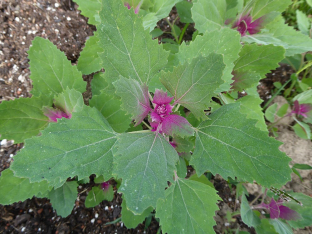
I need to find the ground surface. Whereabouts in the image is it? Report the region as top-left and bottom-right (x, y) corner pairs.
(0, 0), (311, 233)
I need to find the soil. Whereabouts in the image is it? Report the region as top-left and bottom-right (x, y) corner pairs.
(0, 0), (311, 234)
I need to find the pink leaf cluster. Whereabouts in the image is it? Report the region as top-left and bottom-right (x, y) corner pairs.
(124, 0), (143, 14)
(43, 107), (71, 122)
(149, 90), (193, 136)
(290, 100), (312, 118)
(232, 13), (264, 36)
(257, 198), (301, 220)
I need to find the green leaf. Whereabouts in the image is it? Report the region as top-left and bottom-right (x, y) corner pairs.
(0, 169), (51, 205)
(143, 0), (183, 32)
(121, 197), (153, 229)
(293, 163), (312, 170)
(231, 71), (262, 91)
(156, 178), (220, 234)
(0, 96), (51, 143)
(114, 132), (179, 214)
(53, 88), (84, 113)
(176, 157), (187, 178)
(276, 103), (289, 117)
(237, 95), (267, 132)
(178, 28), (242, 92)
(89, 92), (132, 133)
(160, 54), (225, 120)
(225, 0), (239, 20)
(243, 16), (312, 56)
(293, 89), (312, 104)
(190, 103), (292, 188)
(255, 219), (279, 234)
(191, 0), (226, 33)
(265, 103), (278, 123)
(285, 193), (312, 229)
(72, 0), (101, 25)
(308, 0), (312, 7)
(269, 219), (293, 234)
(240, 194), (261, 227)
(173, 136), (194, 153)
(11, 105), (117, 187)
(91, 72), (114, 96)
(150, 28), (163, 38)
(188, 173), (214, 188)
(48, 181), (78, 217)
(77, 33), (104, 75)
(233, 44), (285, 80)
(251, 0), (292, 19)
(28, 37), (86, 97)
(296, 10), (310, 36)
(85, 185), (113, 208)
(293, 121), (311, 140)
(176, 1), (193, 23)
(98, 0), (169, 85)
(113, 77), (151, 126)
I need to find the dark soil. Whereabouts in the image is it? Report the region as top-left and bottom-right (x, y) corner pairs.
(0, 1), (307, 234)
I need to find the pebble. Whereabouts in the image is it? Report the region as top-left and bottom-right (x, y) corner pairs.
(21, 227), (26, 232)
(55, 3), (60, 7)
(91, 218), (95, 224)
(95, 213), (99, 218)
(67, 17), (71, 21)
(104, 206), (109, 211)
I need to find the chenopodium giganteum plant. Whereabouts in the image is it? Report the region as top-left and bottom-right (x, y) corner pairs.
(1, 0), (312, 233)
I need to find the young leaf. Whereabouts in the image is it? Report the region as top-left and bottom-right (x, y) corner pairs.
(48, 181), (78, 217)
(11, 105), (117, 188)
(188, 173), (214, 188)
(233, 44), (285, 80)
(176, 1), (193, 23)
(77, 32), (104, 75)
(0, 169), (51, 205)
(243, 16), (312, 56)
(114, 132), (179, 214)
(91, 72), (114, 96)
(178, 28), (242, 92)
(255, 219), (279, 234)
(28, 37), (86, 97)
(161, 115), (194, 138)
(191, 0), (226, 33)
(113, 77), (151, 126)
(85, 185), (113, 208)
(231, 71), (262, 91)
(190, 103), (292, 188)
(160, 54), (225, 120)
(284, 193), (312, 229)
(250, 0), (292, 19)
(53, 88), (84, 114)
(0, 96), (52, 143)
(72, 0), (101, 25)
(240, 194), (261, 227)
(89, 92), (132, 133)
(269, 219), (293, 234)
(97, 0), (169, 85)
(121, 197), (153, 229)
(143, 0), (183, 31)
(176, 157), (187, 178)
(296, 10), (310, 36)
(265, 103), (278, 123)
(156, 178), (220, 234)
(237, 95), (267, 132)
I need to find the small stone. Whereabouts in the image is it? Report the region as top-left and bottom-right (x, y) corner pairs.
(91, 218), (95, 224)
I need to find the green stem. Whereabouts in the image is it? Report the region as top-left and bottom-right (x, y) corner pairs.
(178, 23), (190, 44)
(263, 78), (292, 110)
(104, 217), (122, 226)
(128, 130), (151, 134)
(166, 18), (180, 43)
(142, 120), (152, 130)
(174, 104), (181, 112)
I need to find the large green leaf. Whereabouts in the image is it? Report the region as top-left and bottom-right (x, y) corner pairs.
(143, 0), (183, 31)
(178, 28), (242, 92)
(77, 33), (104, 75)
(121, 197), (153, 229)
(240, 194), (261, 227)
(11, 105), (117, 187)
(28, 37), (86, 97)
(285, 193), (312, 229)
(251, 0), (292, 19)
(160, 54), (225, 120)
(190, 103), (292, 188)
(113, 77), (151, 126)
(0, 96), (51, 143)
(72, 0), (101, 25)
(156, 178), (220, 234)
(89, 92), (132, 133)
(233, 44), (285, 80)
(114, 132), (179, 214)
(48, 181), (78, 217)
(269, 219), (293, 234)
(0, 169), (51, 205)
(97, 0), (169, 85)
(237, 95), (267, 132)
(242, 16), (312, 56)
(191, 0), (226, 33)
